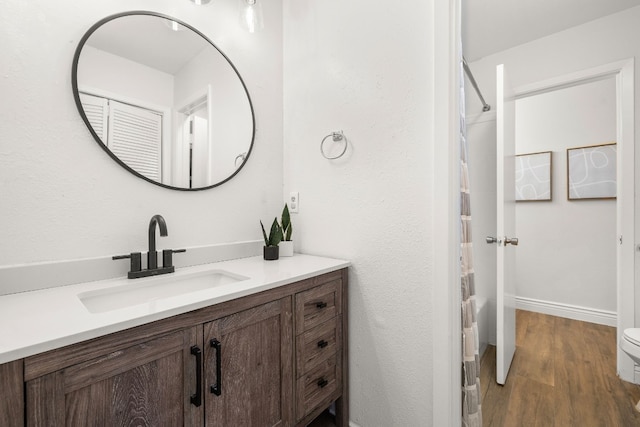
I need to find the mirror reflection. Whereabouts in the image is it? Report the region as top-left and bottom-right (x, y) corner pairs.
(73, 12), (254, 190)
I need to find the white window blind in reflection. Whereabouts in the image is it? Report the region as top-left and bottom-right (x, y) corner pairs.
(79, 93), (163, 182)
(79, 93), (108, 140)
(107, 100), (162, 182)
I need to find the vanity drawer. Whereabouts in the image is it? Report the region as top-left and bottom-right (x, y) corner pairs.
(295, 280), (341, 333)
(296, 355), (341, 420)
(296, 317), (341, 377)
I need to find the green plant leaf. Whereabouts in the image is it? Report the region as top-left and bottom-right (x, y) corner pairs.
(260, 220), (269, 246)
(285, 221), (292, 241)
(269, 217), (282, 246)
(281, 203), (292, 241)
(281, 204), (290, 230)
(280, 204), (290, 240)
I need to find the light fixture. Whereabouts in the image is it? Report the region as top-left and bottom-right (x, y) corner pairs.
(189, 0), (212, 5)
(239, 0), (264, 33)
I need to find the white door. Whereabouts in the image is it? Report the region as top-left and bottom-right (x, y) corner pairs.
(191, 114), (210, 188)
(495, 64), (517, 385)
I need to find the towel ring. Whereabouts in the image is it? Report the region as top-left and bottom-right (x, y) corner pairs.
(320, 131), (348, 159)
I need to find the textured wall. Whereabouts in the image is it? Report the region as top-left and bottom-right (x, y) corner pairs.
(283, 0), (435, 424)
(0, 0), (283, 268)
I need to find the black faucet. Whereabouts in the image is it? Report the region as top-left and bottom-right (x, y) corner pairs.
(147, 214), (168, 270)
(113, 214), (186, 279)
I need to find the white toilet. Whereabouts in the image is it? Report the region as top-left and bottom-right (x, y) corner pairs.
(621, 328), (640, 364)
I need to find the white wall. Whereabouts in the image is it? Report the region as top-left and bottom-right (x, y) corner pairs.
(0, 0), (282, 269)
(78, 46), (175, 108)
(515, 78), (617, 311)
(466, 6), (640, 321)
(467, 114), (497, 341)
(283, 0), (435, 425)
(467, 116), (497, 300)
(174, 45), (253, 184)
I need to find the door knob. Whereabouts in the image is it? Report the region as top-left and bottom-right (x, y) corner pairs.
(487, 236), (518, 246)
(505, 237), (519, 246)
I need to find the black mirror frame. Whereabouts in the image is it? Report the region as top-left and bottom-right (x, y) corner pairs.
(71, 10), (256, 191)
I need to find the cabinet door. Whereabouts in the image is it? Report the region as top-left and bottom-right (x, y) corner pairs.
(204, 298), (293, 427)
(0, 360), (24, 427)
(26, 326), (203, 427)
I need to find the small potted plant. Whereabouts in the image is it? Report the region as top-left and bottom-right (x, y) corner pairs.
(279, 204), (294, 257)
(260, 217), (282, 260)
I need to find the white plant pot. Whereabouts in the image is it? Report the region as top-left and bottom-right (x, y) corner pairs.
(280, 241), (294, 257)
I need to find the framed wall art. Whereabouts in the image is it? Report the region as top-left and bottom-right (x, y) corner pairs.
(567, 142), (616, 200)
(515, 151), (552, 201)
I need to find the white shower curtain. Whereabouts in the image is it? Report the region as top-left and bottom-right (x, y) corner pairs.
(460, 58), (482, 427)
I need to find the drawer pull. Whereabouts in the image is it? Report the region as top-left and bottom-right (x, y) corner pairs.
(317, 339), (329, 349)
(317, 378), (329, 388)
(190, 346), (202, 407)
(210, 338), (222, 396)
(316, 301), (328, 309)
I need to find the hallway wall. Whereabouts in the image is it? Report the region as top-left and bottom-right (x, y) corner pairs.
(515, 78), (617, 316)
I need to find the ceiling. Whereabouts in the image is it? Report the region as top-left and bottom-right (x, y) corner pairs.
(86, 4), (640, 72)
(86, 15), (211, 75)
(462, 0), (640, 61)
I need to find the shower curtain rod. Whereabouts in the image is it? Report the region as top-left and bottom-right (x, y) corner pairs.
(463, 56), (491, 112)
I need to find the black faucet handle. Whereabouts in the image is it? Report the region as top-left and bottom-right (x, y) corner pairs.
(112, 252), (142, 273)
(162, 249), (186, 269)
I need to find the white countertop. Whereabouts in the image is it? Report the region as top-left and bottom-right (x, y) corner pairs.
(0, 254), (349, 364)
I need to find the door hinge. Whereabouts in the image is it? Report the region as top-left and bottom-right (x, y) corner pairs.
(619, 235), (623, 245)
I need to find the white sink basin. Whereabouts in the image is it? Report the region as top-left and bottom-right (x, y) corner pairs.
(79, 269), (249, 313)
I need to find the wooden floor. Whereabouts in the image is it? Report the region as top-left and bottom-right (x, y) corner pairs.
(481, 310), (640, 426)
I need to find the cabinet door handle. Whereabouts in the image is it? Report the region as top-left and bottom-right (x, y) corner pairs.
(190, 346), (202, 407)
(316, 301), (327, 309)
(210, 338), (222, 396)
(317, 378), (329, 388)
(317, 340), (329, 348)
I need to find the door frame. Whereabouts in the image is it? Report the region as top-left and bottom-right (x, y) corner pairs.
(432, 0), (462, 426)
(514, 59), (635, 382)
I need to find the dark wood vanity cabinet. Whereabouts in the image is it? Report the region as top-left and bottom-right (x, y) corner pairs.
(13, 268), (348, 427)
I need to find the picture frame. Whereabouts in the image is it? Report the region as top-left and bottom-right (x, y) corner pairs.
(567, 142), (616, 200)
(515, 151), (552, 201)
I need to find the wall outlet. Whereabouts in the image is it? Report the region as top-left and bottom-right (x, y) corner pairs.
(289, 192), (299, 213)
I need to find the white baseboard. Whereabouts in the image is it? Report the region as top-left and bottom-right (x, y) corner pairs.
(515, 296), (617, 327)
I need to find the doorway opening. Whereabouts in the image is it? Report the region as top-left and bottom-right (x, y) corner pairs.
(469, 59), (635, 386)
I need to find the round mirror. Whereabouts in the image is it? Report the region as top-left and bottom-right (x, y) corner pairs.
(72, 11), (255, 190)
